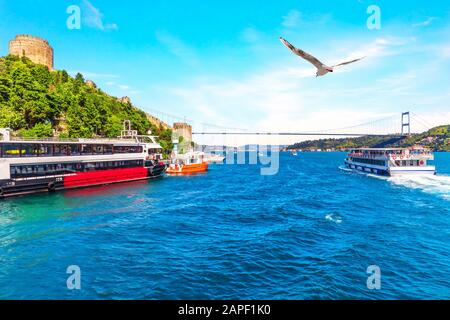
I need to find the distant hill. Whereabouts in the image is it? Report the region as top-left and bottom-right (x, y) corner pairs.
(287, 125), (450, 152)
(0, 55), (173, 154)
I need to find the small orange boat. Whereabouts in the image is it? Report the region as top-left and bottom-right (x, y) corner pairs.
(167, 152), (209, 175)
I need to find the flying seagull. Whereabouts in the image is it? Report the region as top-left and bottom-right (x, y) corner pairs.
(279, 37), (365, 77)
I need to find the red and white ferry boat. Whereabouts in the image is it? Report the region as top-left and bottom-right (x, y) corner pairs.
(0, 123), (166, 198)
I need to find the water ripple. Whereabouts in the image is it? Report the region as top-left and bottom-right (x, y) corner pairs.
(0, 153), (449, 299)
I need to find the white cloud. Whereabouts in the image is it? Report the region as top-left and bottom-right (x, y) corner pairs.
(156, 34), (449, 146)
(413, 17), (437, 27)
(69, 71), (118, 79)
(155, 30), (198, 65)
(115, 84), (141, 95)
(338, 37), (414, 63)
(281, 10), (331, 31)
(282, 10), (302, 28)
(164, 63), (367, 146)
(241, 27), (263, 42)
(82, 0), (118, 31)
(442, 45), (450, 58)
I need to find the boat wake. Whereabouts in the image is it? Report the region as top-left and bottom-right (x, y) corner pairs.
(339, 166), (450, 200)
(339, 166), (386, 179)
(338, 165), (353, 173)
(388, 174), (450, 200)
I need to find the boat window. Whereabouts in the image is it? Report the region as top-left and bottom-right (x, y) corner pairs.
(54, 144), (69, 156)
(20, 144), (37, 157)
(113, 146), (143, 154)
(104, 145), (113, 154)
(93, 145), (104, 154)
(81, 144), (93, 155)
(9, 160), (145, 179)
(68, 144), (81, 156)
(38, 144), (54, 156)
(85, 163), (95, 171)
(2, 144), (21, 158)
(352, 157), (385, 166)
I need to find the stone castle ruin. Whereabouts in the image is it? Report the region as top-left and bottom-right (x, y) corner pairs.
(173, 123), (193, 143)
(9, 35), (54, 70)
(6, 34), (190, 136)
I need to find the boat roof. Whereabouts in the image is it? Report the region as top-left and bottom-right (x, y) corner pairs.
(353, 148), (406, 150)
(176, 151), (205, 159)
(0, 134), (161, 146)
(351, 147), (428, 151)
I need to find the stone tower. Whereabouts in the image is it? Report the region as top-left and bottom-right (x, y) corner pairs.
(9, 35), (54, 70)
(173, 122), (193, 143)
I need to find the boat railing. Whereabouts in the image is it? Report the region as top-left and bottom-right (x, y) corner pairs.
(349, 152), (432, 159)
(349, 153), (390, 159)
(9, 136), (141, 144)
(389, 153), (433, 160)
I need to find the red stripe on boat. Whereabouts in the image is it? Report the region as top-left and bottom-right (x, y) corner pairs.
(64, 167), (148, 188)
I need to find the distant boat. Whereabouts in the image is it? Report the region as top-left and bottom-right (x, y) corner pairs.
(167, 152), (209, 175)
(292, 151), (298, 156)
(205, 154), (225, 164)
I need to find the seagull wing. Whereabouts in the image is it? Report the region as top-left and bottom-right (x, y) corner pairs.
(280, 37), (325, 69)
(332, 57), (365, 68)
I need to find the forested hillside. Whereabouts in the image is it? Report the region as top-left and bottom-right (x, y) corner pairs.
(288, 125), (450, 151)
(0, 55), (173, 153)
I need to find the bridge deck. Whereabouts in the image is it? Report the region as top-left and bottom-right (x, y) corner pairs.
(193, 132), (406, 137)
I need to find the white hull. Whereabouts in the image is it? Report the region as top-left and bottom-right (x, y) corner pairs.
(206, 155), (225, 164)
(345, 161), (436, 177)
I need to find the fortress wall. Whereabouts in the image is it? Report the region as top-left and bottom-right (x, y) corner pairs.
(9, 35), (54, 70)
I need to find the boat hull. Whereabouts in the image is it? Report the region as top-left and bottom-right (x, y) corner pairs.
(0, 164), (166, 199)
(206, 155), (226, 164)
(166, 162), (209, 175)
(344, 161), (436, 176)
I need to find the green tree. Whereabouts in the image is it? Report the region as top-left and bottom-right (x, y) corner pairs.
(0, 55), (174, 153)
(19, 122), (53, 138)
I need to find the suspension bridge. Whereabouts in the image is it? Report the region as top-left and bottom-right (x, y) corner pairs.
(191, 112), (426, 137)
(142, 107), (439, 139)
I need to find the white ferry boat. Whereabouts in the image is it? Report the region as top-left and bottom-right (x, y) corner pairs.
(205, 154), (226, 164)
(344, 146), (436, 176)
(0, 124), (166, 198)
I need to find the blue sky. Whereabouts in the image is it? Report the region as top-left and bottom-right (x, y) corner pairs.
(0, 0), (449, 145)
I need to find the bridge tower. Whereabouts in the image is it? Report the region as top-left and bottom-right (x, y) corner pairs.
(401, 112), (411, 136)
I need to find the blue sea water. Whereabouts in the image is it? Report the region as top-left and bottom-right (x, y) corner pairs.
(0, 152), (449, 300)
